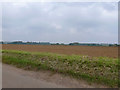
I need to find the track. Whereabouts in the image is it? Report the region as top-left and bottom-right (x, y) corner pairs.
(2, 64), (107, 88)
(2, 64), (65, 88)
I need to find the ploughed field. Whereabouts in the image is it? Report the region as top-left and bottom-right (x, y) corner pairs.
(2, 44), (118, 58)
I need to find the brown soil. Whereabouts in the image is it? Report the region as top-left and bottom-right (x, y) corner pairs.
(2, 44), (118, 58)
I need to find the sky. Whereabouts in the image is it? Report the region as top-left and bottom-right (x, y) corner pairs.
(2, 2), (118, 44)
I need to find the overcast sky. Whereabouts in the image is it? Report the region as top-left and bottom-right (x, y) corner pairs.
(2, 2), (118, 44)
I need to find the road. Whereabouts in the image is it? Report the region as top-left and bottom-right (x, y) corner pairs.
(2, 64), (65, 88)
(2, 64), (107, 88)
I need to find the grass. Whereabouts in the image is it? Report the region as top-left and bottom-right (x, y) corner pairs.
(2, 50), (119, 87)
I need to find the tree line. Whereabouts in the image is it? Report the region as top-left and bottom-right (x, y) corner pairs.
(0, 41), (119, 46)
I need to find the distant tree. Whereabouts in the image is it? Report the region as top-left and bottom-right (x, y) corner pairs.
(56, 43), (59, 45)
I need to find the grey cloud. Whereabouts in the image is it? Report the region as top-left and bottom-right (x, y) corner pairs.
(2, 2), (118, 43)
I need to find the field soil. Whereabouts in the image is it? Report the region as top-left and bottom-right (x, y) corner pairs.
(2, 44), (118, 58)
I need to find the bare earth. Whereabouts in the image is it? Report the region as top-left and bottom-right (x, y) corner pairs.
(2, 44), (118, 58)
(2, 64), (108, 88)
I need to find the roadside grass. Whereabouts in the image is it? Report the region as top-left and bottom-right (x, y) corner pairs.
(2, 50), (119, 87)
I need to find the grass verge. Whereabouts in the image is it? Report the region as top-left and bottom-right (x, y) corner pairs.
(2, 50), (119, 87)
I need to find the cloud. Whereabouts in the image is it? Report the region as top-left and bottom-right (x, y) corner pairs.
(2, 2), (118, 43)
(51, 23), (62, 30)
(69, 28), (77, 34)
